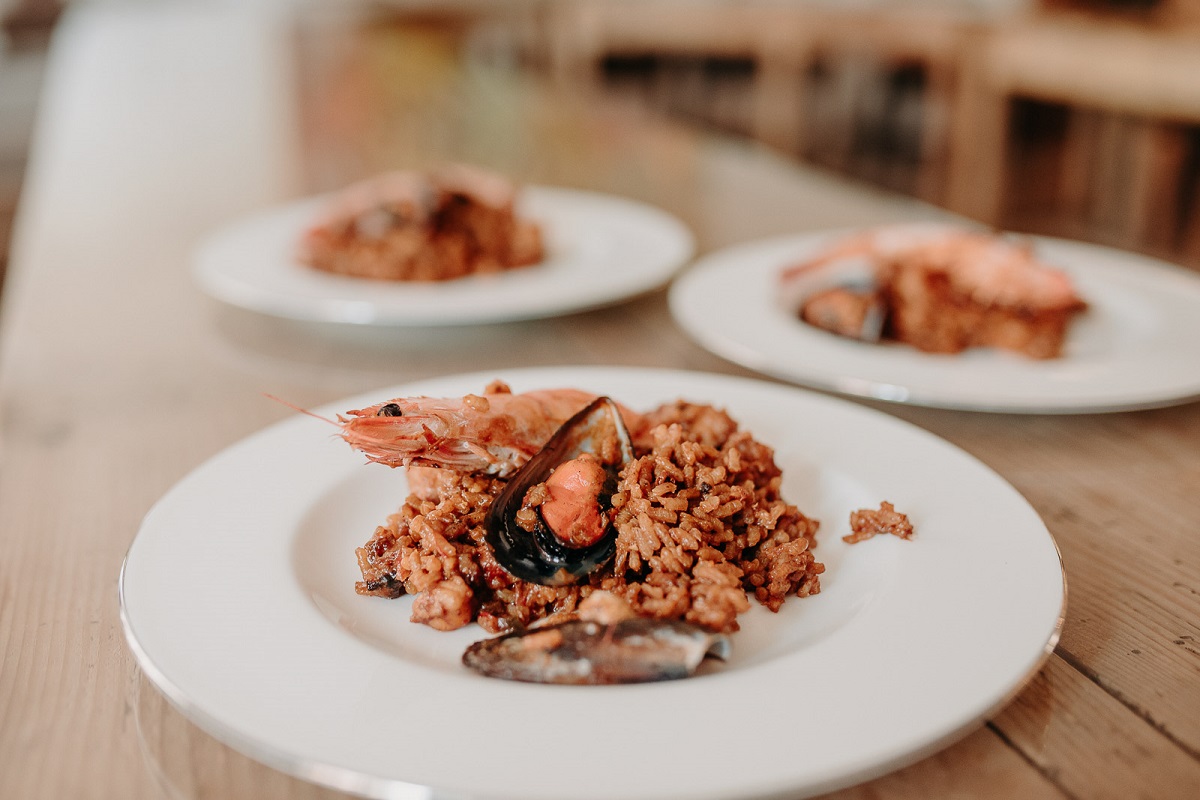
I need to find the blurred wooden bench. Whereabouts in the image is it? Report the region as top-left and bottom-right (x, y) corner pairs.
(946, 11), (1200, 263)
(546, 0), (981, 204)
(547, 0), (1200, 267)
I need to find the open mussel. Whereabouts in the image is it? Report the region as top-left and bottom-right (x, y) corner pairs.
(485, 396), (633, 586)
(800, 279), (886, 343)
(463, 617), (730, 685)
(463, 592), (731, 684)
(781, 251), (887, 343)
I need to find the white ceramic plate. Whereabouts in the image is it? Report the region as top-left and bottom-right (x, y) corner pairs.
(120, 367), (1064, 800)
(669, 228), (1200, 412)
(193, 187), (694, 325)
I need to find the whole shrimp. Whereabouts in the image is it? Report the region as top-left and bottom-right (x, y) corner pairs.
(336, 382), (645, 478)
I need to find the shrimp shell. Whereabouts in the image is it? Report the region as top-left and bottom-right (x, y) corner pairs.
(339, 386), (645, 478)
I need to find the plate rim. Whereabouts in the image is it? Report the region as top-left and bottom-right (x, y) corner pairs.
(120, 366), (1067, 800)
(668, 227), (1200, 414)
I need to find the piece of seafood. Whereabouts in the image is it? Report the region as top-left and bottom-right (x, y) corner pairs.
(780, 224), (1087, 358)
(780, 224), (1081, 311)
(462, 592), (731, 684)
(798, 280), (887, 343)
(779, 240), (887, 344)
(486, 396), (634, 586)
(337, 384), (644, 478)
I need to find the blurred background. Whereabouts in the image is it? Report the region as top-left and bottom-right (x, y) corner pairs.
(3, 0), (1198, 292)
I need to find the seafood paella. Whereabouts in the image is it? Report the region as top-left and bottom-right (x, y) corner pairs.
(781, 225), (1087, 359)
(335, 381), (827, 683)
(300, 164), (543, 282)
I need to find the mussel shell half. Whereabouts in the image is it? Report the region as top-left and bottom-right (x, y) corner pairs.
(485, 396), (633, 586)
(462, 617), (731, 684)
(782, 258), (887, 343)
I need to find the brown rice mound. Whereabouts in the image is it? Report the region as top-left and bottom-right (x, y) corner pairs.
(355, 402), (823, 634)
(300, 168), (543, 282)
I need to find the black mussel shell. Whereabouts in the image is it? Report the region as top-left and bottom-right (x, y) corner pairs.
(463, 617), (731, 684)
(485, 396), (633, 586)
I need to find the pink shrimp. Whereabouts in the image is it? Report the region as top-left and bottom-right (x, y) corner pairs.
(337, 383), (645, 478)
(780, 224), (1081, 310)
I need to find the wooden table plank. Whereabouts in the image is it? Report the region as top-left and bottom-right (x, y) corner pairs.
(993, 656), (1200, 800)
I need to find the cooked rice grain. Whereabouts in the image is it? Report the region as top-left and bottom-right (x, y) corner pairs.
(355, 402), (823, 633)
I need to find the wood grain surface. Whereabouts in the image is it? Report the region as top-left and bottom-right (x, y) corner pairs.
(1, 5), (1197, 799)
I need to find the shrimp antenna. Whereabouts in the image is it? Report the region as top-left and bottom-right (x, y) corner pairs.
(264, 393), (340, 427)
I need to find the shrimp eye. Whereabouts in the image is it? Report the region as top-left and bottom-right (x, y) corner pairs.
(377, 403), (403, 417)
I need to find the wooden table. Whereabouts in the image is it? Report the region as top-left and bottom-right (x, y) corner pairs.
(2, 4), (1198, 799)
